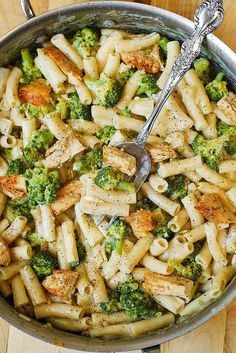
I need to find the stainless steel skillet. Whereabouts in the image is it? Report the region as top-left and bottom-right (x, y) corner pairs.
(0, 0), (236, 351)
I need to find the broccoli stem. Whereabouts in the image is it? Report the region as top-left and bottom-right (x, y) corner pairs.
(21, 48), (34, 66)
(117, 181), (135, 193)
(215, 72), (224, 81)
(159, 37), (169, 55)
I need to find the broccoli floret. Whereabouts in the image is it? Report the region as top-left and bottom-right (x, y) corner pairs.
(95, 166), (122, 190)
(95, 125), (116, 144)
(164, 174), (189, 200)
(19, 103), (52, 118)
(118, 277), (160, 319)
(104, 240), (114, 259)
(122, 106), (132, 117)
(153, 212), (173, 240)
(55, 98), (69, 120)
(191, 134), (228, 171)
(156, 225), (173, 240)
(85, 73), (122, 108)
(1, 148), (13, 163)
(26, 232), (44, 248)
(73, 149), (103, 175)
(24, 167), (60, 208)
(68, 261), (80, 270)
(77, 240), (86, 262)
(23, 130), (54, 166)
(107, 219), (132, 255)
(159, 36), (169, 56)
(101, 275), (161, 319)
(169, 242), (202, 282)
(107, 219), (131, 240)
(185, 241), (202, 263)
(72, 27), (99, 58)
(136, 191), (157, 211)
(5, 199), (32, 222)
(205, 72), (228, 102)
(218, 120), (236, 155)
(117, 68), (136, 86)
(170, 260), (202, 282)
(136, 74), (159, 98)
(30, 251), (58, 280)
(68, 92), (91, 120)
(193, 58), (210, 85)
(6, 159), (26, 175)
(100, 291), (121, 314)
(20, 48), (42, 84)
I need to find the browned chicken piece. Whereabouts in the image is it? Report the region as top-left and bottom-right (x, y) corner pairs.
(121, 44), (163, 74)
(42, 270), (79, 304)
(125, 210), (154, 238)
(217, 92), (236, 125)
(43, 47), (83, 85)
(43, 130), (85, 169)
(143, 272), (194, 299)
(51, 179), (83, 215)
(195, 193), (236, 224)
(19, 78), (51, 106)
(103, 145), (136, 176)
(0, 176), (27, 199)
(145, 143), (177, 163)
(0, 235), (11, 266)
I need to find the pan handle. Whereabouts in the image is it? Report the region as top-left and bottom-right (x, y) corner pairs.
(20, 0), (35, 20)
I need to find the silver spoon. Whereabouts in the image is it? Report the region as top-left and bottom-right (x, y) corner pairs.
(96, 0), (224, 228)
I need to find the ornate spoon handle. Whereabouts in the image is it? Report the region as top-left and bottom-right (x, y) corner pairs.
(136, 0), (224, 145)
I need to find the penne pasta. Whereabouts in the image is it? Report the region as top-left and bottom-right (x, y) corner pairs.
(40, 204), (56, 242)
(158, 156), (203, 178)
(120, 234), (154, 273)
(115, 32), (160, 53)
(142, 183), (180, 216)
(35, 303), (84, 320)
(0, 67), (10, 98)
(35, 49), (66, 93)
(181, 193), (204, 228)
(158, 41), (180, 89)
(11, 274), (29, 307)
(3, 67), (23, 109)
(51, 33), (84, 69)
(205, 222), (227, 266)
(20, 265), (47, 305)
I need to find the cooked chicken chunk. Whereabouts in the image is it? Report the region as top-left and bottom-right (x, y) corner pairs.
(143, 272), (194, 299)
(196, 193), (236, 224)
(121, 44), (163, 74)
(19, 78), (51, 106)
(43, 47), (83, 86)
(145, 143), (177, 163)
(0, 236), (11, 266)
(125, 210), (154, 238)
(42, 270), (78, 303)
(51, 179), (83, 215)
(217, 92), (236, 125)
(0, 176), (27, 199)
(103, 145), (136, 176)
(43, 131), (85, 169)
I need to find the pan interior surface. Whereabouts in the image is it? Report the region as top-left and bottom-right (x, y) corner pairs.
(0, 1), (236, 351)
